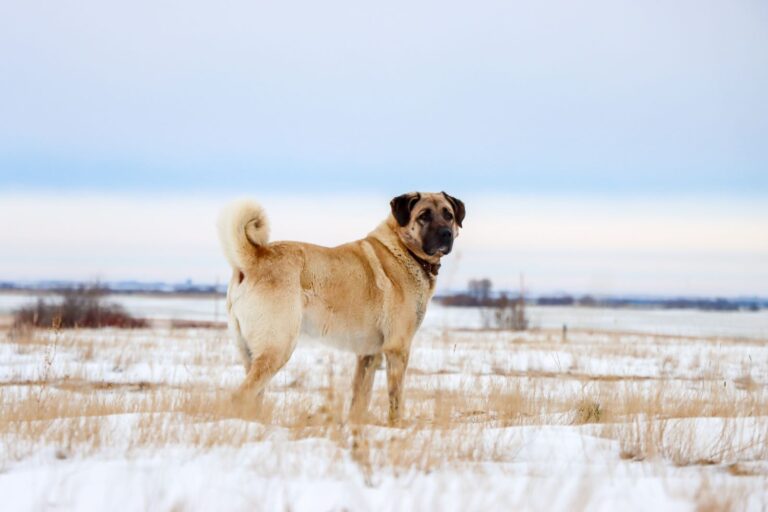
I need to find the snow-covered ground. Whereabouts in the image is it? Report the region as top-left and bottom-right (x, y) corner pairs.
(1, 296), (767, 511)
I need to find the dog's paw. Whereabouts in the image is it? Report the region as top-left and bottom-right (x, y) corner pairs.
(349, 409), (374, 425)
(228, 389), (265, 421)
(387, 414), (404, 428)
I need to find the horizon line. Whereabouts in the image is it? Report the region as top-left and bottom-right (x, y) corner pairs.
(1, 278), (766, 301)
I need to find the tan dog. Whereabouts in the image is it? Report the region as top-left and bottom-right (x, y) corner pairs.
(217, 191), (465, 423)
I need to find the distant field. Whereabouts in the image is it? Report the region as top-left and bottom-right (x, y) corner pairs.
(0, 295), (767, 510)
(2, 291), (767, 338)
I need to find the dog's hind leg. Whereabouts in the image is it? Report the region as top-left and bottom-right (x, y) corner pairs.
(230, 290), (302, 415)
(232, 333), (298, 414)
(228, 317), (253, 373)
(235, 347), (289, 403)
(225, 272), (254, 373)
(349, 353), (382, 422)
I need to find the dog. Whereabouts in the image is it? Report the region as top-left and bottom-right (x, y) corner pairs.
(217, 191), (465, 423)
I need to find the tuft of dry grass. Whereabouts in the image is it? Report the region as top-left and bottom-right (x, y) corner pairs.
(573, 398), (603, 424)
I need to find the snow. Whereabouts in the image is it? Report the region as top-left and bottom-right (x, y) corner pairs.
(1, 297), (767, 510)
(3, 433), (766, 511)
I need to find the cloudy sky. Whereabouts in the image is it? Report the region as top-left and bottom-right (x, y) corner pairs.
(1, 0), (766, 295)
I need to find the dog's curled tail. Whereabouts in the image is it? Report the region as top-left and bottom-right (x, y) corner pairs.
(217, 199), (270, 269)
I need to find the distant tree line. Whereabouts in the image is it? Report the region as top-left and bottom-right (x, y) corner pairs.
(533, 295), (761, 311)
(0, 280), (226, 295)
(437, 281), (763, 311)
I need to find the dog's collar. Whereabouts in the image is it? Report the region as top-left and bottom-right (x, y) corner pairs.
(407, 249), (441, 277)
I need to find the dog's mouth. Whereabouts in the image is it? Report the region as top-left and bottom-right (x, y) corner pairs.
(424, 243), (452, 257)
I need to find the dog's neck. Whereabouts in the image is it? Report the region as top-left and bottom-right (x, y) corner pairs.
(368, 218), (441, 281)
(406, 248), (441, 277)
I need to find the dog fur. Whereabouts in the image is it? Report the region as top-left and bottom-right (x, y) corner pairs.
(218, 192), (465, 423)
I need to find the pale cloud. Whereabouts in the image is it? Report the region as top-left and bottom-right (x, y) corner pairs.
(462, 195), (768, 253)
(1, 192), (765, 296)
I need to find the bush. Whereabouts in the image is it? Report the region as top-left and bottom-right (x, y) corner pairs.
(480, 293), (528, 331)
(13, 286), (147, 329)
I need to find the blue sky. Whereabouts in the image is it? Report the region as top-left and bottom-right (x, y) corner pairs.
(1, 0), (766, 294)
(2, 0), (767, 196)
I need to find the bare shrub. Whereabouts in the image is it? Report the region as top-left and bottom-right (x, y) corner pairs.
(13, 286), (147, 329)
(481, 293), (528, 330)
(441, 276), (529, 330)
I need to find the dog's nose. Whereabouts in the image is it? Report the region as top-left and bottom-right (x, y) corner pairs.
(438, 228), (453, 243)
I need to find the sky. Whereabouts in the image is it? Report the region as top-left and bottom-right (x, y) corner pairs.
(1, 0), (767, 296)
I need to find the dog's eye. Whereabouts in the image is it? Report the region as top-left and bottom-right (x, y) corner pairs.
(418, 210), (432, 222)
(443, 209), (454, 221)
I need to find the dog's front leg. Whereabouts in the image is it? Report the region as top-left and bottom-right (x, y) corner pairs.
(384, 349), (410, 426)
(349, 353), (382, 422)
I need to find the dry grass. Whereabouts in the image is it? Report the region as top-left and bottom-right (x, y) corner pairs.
(573, 398), (604, 424)
(0, 323), (766, 507)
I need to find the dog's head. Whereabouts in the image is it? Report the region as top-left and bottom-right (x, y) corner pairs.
(390, 191), (465, 262)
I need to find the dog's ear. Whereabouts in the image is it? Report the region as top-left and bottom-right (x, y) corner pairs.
(390, 192), (421, 227)
(441, 192), (465, 228)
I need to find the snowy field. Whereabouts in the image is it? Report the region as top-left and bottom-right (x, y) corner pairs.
(1, 295), (767, 510)
(2, 292), (767, 339)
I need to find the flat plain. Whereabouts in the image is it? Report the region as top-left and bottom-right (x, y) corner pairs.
(1, 301), (767, 511)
